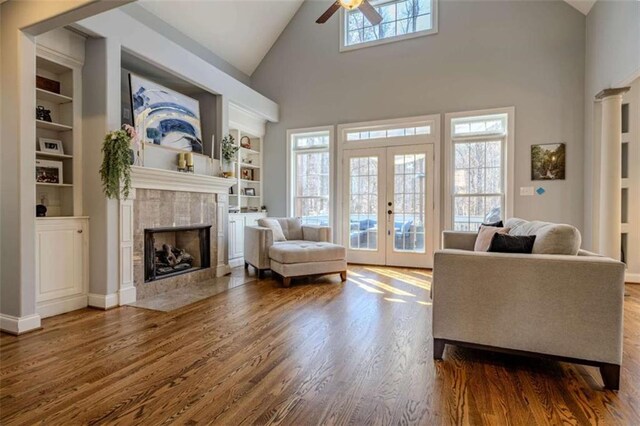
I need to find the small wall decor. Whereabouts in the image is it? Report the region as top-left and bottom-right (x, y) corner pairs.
(241, 168), (253, 180)
(531, 143), (565, 180)
(39, 137), (64, 155)
(240, 136), (251, 149)
(245, 188), (256, 196)
(129, 73), (204, 153)
(35, 159), (63, 184)
(36, 106), (52, 122)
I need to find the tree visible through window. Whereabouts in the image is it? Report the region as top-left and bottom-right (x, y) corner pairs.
(344, 0), (435, 48)
(290, 131), (331, 226)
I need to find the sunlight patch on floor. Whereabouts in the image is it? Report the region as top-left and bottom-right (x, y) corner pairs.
(417, 301), (432, 306)
(365, 267), (431, 290)
(363, 278), (415, 297)
(348, 277), (385, 294)
(384, 298), (407, 303)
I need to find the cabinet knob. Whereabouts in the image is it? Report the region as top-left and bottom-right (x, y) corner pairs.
(77, 229), (83, 233)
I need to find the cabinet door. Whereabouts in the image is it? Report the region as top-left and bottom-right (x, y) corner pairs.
(36, 221), (86, 302)
(229, 215), (245, 260)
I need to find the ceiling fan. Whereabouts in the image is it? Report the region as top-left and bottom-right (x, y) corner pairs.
(316, 0), (383, 26)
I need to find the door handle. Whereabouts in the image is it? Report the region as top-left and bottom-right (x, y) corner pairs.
(387, 210), (393, 215)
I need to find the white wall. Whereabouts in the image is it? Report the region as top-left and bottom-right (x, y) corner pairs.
(583, 0), (640, 250)
(252, 1), (586, 234)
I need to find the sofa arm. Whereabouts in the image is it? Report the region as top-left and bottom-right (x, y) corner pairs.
(442, 231), (477, 250)
(302, 225), (332, 242)
(244, 226), (274, 270)
(432, 249), (625, 364)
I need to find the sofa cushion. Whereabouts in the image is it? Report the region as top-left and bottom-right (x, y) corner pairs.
(269, 241), (346, 264)
(474, 225), (511, 252)
(257, 218), (286, 242)
(504, 218), (581, 255)
(275, 217), (303, 240)
(488, 233), (536, 253)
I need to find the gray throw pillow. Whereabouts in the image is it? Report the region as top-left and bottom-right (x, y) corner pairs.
(257, 218), (287, 242)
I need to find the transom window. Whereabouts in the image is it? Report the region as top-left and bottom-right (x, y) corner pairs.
(342, 0), (437, 51)
(288, 129), (332, 226)
(449, 113), (509, 231)
(346, 125), (430, 141)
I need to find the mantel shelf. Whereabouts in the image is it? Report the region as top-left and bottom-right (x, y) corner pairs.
(130, 166), (235, 194)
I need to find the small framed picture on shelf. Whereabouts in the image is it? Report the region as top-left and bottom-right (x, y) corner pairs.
(241, 169), (253, 180)
(240, 136), (251, 149)
(245, 188), (256, 196)
(38, 137), (64, 155)
(35, 159), (63, 184)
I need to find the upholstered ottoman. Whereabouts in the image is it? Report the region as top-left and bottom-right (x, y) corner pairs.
(269, 241), (347, 287)
(244, 217), (347, 287)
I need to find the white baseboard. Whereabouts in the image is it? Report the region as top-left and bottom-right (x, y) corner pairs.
(217, 263), (232, 277)
(0, 313), (42, 335)
(37, 295), (88, 319)
(119, 286), (137, 305)
(626, 272), (640, 284)
(88, 293), (119, 309)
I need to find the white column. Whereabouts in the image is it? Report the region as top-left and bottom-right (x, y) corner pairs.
(597, 88), (630, 260)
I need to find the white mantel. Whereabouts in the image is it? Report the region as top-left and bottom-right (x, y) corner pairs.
(131, 166), (235, 194)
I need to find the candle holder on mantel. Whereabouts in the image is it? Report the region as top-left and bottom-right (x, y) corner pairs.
(185, 152), (194, 173)
(177, 152), (187, 172)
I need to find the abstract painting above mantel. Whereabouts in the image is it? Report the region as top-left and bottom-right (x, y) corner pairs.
(531, 143), (566, 180)
(129, 73), (203, 154)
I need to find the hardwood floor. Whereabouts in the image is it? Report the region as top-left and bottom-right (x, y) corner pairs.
(1, 266), (639, 425)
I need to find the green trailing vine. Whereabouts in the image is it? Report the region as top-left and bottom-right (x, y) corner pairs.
(100, 125), (135, 199)
(221, 134), (239, 163)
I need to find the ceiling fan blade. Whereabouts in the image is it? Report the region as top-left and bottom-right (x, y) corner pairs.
(316, 1), (341, 24)
(359, 0), (383, 26)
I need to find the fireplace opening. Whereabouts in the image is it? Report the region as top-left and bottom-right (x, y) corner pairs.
(144, 225), (211, 282)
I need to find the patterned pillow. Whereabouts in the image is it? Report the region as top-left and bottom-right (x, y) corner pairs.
(474, 225), (511, 252)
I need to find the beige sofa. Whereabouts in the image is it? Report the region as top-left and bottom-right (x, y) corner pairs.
(432, 218), (626, 389)
(244, 218), (347, 287)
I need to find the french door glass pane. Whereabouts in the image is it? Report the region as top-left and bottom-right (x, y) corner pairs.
(349, 157), (378, 250)
(393, 154), (426, 253)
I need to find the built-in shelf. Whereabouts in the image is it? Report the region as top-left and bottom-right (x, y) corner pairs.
(622, 178), (630, 188)
(240, 163), (260, 169)
(241, 195), (260, 198)
(36, 88), (72, 104)
(36, 151), (73, 159)
(240, 179), (260, 184)
(36, 182), (73, 187)
(36, 120), (72, 132)
(241, 147), (260, 155)
(621, 223), (629, 234)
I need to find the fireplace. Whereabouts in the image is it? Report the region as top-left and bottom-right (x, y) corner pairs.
(144, 225), (211, 282)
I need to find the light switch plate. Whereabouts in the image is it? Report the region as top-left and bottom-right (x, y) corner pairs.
(520, 186), (534, 196)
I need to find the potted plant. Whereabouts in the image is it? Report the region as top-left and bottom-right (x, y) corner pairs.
(221, 134), (239, 178)
(100, 125), (136, 199)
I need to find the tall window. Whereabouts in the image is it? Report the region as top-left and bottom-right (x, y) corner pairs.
(342, 0), (437, 51)
(448, 112), (511, 231)
(288, 129), (332, 226)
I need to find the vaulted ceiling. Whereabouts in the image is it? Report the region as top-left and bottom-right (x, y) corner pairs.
(137, 0), (304, 76)
(131, 0), (595, 79)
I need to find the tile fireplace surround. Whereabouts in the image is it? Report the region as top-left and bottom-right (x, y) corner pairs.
(133, 189), (217, 300)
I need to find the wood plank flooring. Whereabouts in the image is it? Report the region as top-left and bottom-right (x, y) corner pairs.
(1, 266), (639, 425)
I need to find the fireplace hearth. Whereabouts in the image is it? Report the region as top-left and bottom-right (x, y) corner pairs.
(144, 225), (211, 282)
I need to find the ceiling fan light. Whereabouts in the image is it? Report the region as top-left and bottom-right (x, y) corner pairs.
(339, 0), (364, 10)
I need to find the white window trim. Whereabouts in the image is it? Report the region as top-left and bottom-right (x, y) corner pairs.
(336, 114), (441, 251)
(286, 126), (335, 228)
(339, 0), (439, 52)
(444, 107), (515, 230)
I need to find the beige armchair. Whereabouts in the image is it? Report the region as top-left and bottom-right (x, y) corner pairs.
(432, 224), (626, 390)
(244, 218), (346, 287)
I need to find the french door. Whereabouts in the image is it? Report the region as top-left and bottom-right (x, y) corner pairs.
(342, 144), (434, 267)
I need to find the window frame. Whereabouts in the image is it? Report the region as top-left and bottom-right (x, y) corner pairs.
(286, 126), (335, 227)
(444, 107), (515, 231)
(339, 0), (438, 52)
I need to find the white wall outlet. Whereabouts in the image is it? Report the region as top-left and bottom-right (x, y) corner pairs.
(520, 186), (534, 196)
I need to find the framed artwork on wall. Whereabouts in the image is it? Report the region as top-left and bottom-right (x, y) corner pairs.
(129, 73), (203, 154)
(531, 143), (566, 180)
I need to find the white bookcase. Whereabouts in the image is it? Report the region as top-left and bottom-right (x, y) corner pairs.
(621, 78), (640, 283)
